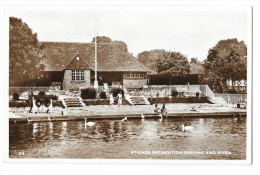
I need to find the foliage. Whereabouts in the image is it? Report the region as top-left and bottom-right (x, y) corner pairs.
(38, 90), (46, 96)
(138, 49), (166, 73)
(111, 88), (124, 97)
(81, 88), (97, 99)
(156, 51), (190, 76)
(203, 38), (247, 85)
(148, 74), (199, 85)
(12, 92), (19, 100)
(9, 17), (46, 86)
(99, 91), (107, 99)
(190, 57), (199, 64)
(9, 100), (62, 108)
(226, 88), (238, 94)
(171, 88), (178, 97)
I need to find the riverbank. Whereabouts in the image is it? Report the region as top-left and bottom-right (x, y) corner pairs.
(9, 103), (246, 122)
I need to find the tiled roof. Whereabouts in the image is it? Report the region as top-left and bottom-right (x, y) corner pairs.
(41, 41), (151, 72)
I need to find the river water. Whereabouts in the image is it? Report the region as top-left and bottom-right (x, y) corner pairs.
(9, 117), (246, 159)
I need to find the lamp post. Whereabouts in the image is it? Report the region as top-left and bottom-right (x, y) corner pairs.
(94, 34), (99, 89)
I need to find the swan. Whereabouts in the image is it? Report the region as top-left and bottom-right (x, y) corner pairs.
(84, 118), (96, 127)
(122, 116), (127, 122)
(181, 124), (193, 132)
(159, 113), (163, 122)
(141, 114), (145, 121)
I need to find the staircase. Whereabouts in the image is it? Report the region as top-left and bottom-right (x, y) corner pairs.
(62, 97), (86, 107)
(126, 95), (150, 105)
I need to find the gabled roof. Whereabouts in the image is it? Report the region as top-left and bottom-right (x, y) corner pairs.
(65, 53), (90, 70)
(41, 41), (151, 72)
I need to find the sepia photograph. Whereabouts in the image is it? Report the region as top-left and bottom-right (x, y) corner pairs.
(5, 4), (251, 162)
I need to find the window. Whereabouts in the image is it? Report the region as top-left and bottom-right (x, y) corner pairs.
(125, 72), (145, 79)
(72, 70), (85, 81)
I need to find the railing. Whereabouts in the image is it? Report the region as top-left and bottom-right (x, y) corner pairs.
(209, 85), (247, 94)
(10, 85), (216, 100)
(214, 93), (247, 104)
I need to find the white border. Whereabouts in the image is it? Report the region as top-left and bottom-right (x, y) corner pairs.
(1, 0), (259, 174)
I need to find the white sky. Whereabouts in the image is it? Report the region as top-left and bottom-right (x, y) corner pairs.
(5, 5), (250, 60)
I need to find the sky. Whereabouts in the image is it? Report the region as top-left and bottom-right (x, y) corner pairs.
(5, 5), (250, 60)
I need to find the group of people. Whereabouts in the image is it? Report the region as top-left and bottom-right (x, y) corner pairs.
(109, 92), (123, 107)
(154, 104), (168, 117)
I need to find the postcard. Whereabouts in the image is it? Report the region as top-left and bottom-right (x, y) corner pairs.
(1, 1), (256, 171)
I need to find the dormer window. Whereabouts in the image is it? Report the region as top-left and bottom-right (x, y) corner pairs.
(72, 70), (85, 81)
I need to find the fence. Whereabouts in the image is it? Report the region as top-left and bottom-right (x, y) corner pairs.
(214, 93), (247, 104)
(10, 85), (215, 100)
(209, 85), (247, 94)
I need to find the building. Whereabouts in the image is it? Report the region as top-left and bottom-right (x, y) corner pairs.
(38, 41), (151, 90)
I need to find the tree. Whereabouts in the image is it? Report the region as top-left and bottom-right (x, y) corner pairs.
(138, 49), (165, 73)
(203, 39), (247, 85)
(9, 17), (46, 86)
(190, 57), (199, 64)
(156, 51), (190, 76)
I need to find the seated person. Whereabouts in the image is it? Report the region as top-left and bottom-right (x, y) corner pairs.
(154, 104), (160, 113)
(161, 104), (168, 116)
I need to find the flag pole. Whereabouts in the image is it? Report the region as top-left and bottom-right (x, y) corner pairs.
(94, 12), (98, 89)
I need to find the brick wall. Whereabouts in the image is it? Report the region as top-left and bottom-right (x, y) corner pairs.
(63, 70), (91, 90)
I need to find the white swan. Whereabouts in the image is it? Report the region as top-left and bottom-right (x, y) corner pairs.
(84, 118), (96, 127)
(159, 113), (163, 122)
(181, 124), (193, 132)
(122, 116), (128, 122)
(141, 114), (145, 121)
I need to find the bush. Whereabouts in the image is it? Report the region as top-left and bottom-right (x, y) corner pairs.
(52, 95), (58, 100)
(81, 88), (97, 99)
(99, 91), (107, 99)
(12, 92), (19, 100)
(38, 90), (46, 96)
(111, 88), (124, 97)
(226, 88), (237, 94)
(171, 88), (178, 97)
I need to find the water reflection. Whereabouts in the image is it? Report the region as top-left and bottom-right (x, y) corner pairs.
(9, 117), (246, 159)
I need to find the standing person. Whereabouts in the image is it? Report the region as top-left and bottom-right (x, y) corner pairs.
(161, 104), (168, 117)
(109, 93), (114, 107)
(187, 82), (190, 91)
(117, 91), (122, 107)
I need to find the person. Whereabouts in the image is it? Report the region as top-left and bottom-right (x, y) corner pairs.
(117, 91), (122, 107)
(187, 82), (190, 91)
(109, 93), (114, 107)
(161, 104), (168, 117)
(154, 104), (160, 113)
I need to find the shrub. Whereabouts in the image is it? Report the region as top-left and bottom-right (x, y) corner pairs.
(12, 92), (19, 100)
(111, 88), (124, 97)
(99, 91), (107, 99)
(81, 88), (97, 99)
(38, 90), (46, 96)
(171, 89), (178, 97)
(52, 95), (58, 100)
(226, 88), (237, 94)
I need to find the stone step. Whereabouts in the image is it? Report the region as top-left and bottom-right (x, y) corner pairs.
(129, 96), (148, 105)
